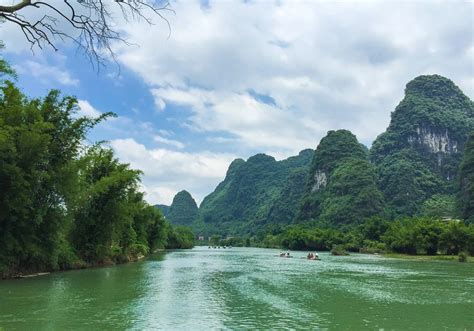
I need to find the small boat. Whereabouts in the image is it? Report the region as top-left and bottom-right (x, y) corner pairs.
(307, 252), (321, 260)
(279, 253), (293, 258)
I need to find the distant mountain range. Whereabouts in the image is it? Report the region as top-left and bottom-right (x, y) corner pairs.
(156, 75), (474, 236)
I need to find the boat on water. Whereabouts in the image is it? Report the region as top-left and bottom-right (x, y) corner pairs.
(279, 252), (293, 258)
(307, 257), (321, 261)
(307, 252), (320, 260)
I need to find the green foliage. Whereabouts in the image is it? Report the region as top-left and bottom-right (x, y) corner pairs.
(155, 204), (170, 218)
(0, 78), (112, 275)
(458, 133), (474, 223)
(458, 252), (468, 263)
(376, 151), (443, 217)
(266, 167), (309, 225)
(0, 63), (192, 277)
(276, 225), (344, 251)
(165, 226), (195, 249)
(71, 147), (143, 262)
(257, 216), (474, 258)
(297, 130), (385, 226)
(439, 221), (472, 255)
(383, 218), (444, 255)
(421, 194), (456, 218)
(320, 158), (385, 226)
(198, 149), (313, 236)
(331, 245), (349, 256)
(209, 235), (221, 246)
(371, 75), (474, 217)
(0, 42), (16, 80)
(167, 190), (199, 226)
(309, 129), (367, 179)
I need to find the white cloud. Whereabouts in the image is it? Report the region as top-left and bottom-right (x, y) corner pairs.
(152, 86), (322, 154)
(15, 60), (79, 86)
(158, 129), (173, 137)
(77, 100), (102, 118)
(110, 138), (236, 204)
(153, 134), (185, 149)
(154, 97), (166, 111)
(113, 0), (473, 154)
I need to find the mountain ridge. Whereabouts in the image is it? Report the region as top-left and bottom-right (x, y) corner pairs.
(157, 74), (473, 236)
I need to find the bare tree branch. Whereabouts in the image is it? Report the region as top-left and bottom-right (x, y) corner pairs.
(0, 0), (173, 69)
(0, 0), (32, 14)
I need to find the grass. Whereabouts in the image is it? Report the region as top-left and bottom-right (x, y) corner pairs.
(382, 253), (474, 263)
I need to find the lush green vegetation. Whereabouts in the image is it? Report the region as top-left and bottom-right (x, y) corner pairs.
(0, 62), (194, 278)
(165, 190), (199, 226)
(371, 75), (474, 217)
(197, 149), (313, 235)
(154, 204), (170, 218)
(297, 130), (385, 226)
(260, 217), (474, 258)
(165, 226), (195, 249)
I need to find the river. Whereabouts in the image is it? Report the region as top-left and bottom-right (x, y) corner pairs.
(0, 247), (473, 330)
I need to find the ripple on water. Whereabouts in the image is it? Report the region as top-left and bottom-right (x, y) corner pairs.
(1, 247), (473, 330)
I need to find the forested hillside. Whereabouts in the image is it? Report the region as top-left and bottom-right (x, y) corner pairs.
(296, 130), (385, 227)
(197, 149), (313, 235)
(173, 75), (473, 239)
(370, 75), (474, 218)
(166, 190), (199, 226)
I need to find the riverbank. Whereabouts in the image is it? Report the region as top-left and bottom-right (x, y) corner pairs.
(2, 252), (155, 280)
(383, 253), (474, 263)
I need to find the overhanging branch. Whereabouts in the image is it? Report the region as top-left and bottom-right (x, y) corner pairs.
(0, 0), (173, 68)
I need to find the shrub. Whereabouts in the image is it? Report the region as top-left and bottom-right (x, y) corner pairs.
(458, 252), (468, 263)
(331, 245), (349, 256)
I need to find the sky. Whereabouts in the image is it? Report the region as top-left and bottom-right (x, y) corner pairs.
(0, 0), (473, 205)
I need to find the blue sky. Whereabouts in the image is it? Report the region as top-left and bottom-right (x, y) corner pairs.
(1, 0), (473, 205)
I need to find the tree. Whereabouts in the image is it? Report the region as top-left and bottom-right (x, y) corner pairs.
(0, 60), (193, 277)
(421, 194), (456, 218)
(0, 0), (172, 66)
(439, 221), (471, 255)
(71, 146), (143, 261)
(412, 218), (443, 255)
(0, 77), (111, 275)
(165, 226), (194, 249)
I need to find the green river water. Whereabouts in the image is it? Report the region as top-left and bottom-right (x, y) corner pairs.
(0, 247), (473, 330)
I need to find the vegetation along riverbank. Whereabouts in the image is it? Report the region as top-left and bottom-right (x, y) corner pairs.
(0, 58), (194, 279)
